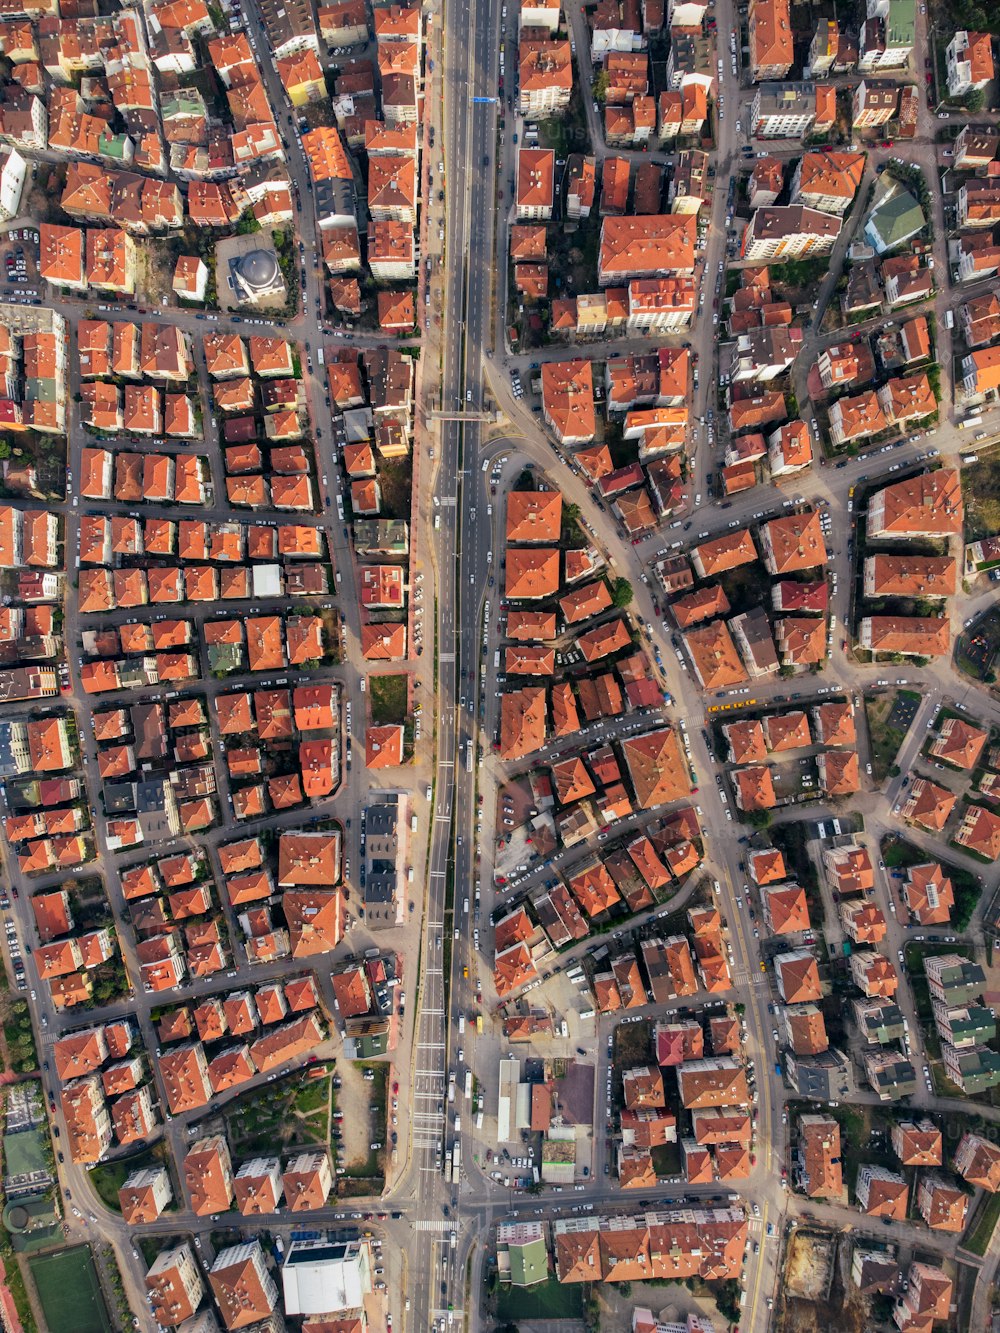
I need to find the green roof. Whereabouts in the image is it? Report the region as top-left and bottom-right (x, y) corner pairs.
(508, 1237), (548, 1287)
(885, 0), (915, 47)
(867, 187), (925, 250)
(98, 133), (130, 160)
(207, 643), (244, 673)
(3, 1128), (48, 1180)
(944, 1006), (995, 1043)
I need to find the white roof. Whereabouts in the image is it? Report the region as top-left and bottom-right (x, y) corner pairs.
(281, 1241), (368, 1316)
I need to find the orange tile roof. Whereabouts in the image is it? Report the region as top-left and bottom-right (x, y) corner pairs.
(505, 547), (560, 600)
(506, 489), (563, 543)
(724, 720), (767, 765)
(500, 687), (548, 760)
(861, 616), (950, 657)
(762, 510), (827, 573)
(366, 723), (404, 768)
(762, 884), (810, 934)
(776, 951), (822, 1004)
(621, 727), (690, 808)
(685, 621), (748, 689)
(734, 765), (777, 811)
(39, 223), (85, 286)
(868, 468), (963, 538)
(598, 213), (697, 282)
(956, 803), (1000, 859)
(692, 529), (756, 576)
(540, 359), (595, 443)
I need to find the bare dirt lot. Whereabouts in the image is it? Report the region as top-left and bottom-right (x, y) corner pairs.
(785, 1230), (834, 1302)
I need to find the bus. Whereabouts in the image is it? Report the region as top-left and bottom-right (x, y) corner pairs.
(476, 1015), (483, 1035)
(466, 740), (474, 773)
(452, 1142), (461, 1178)
(317, 347), (325, 365)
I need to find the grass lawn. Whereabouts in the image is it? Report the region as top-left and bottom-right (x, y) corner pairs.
(964, 1188), (1000, 1256)
(88, 1143), (169, 1212)
(496, 1276), (583, 1321)
(369, 674), (408, 726)
(651, 1141), (682, 1176)
(228, 1071), (332, 1154)
(29, 1247), (110, 1333)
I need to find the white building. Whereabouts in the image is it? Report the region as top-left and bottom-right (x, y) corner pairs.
(281, 1238), (372, 1317)
(0, 147), (26, 223)
(946, 30), (994, 98)
(520, 0), (562, 32)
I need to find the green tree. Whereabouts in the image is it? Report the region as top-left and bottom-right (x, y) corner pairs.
(235, 208), (261, 235)
(612, 577), (634, 608)
(592, 70), (610, 102)
(746, 809), (773, 829)
(963, 88), (986, 112)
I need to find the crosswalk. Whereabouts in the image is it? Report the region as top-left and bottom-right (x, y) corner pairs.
(730, 969), (767, 987)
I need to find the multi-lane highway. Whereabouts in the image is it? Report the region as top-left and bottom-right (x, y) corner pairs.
(401, 0), (502, 1326)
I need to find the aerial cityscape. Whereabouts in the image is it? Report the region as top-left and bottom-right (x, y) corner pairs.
(0, 0), (998, 1331)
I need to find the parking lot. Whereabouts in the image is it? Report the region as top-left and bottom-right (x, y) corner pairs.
(1, 228), (38, 290)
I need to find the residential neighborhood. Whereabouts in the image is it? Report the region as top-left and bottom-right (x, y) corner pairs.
(0, 0), (999, 1331)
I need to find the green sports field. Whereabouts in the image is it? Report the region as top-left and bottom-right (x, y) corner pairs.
(28, 1245), (111, 1333)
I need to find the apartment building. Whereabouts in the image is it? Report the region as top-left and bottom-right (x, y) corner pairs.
(749, 0), (793, 81)
(752, 82), (836, 138)
(741, 206), (840, 261)
(946, 29), (994, 97)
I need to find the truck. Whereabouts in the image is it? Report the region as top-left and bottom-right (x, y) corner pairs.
(447, 1072), (456, 1104)
(960, 415), (983, 432)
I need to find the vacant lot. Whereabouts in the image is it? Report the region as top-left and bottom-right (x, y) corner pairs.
(961, 452), (1000, 544)
(497, 1275), (583, 1321)
(29, 1247), (110, 1333)
(369, 674), (408, 726)
(966, 1188), (1000, 1256)
(612, 1018), (652, 1067)
(865, 689), (918, 780)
